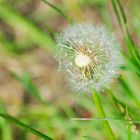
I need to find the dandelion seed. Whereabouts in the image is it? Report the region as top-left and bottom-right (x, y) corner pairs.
(56, 23), (123, 94)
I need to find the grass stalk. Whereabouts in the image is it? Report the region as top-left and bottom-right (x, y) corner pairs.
(42, 0), (72, 23)
(92, 91), (116, 140)
(0, 113), (53, 140)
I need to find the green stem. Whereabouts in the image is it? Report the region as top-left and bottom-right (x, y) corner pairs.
(92, 91), (116, 140)
(127, 122), (131, 140)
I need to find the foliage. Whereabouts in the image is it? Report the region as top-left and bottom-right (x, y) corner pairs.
(0, 0), (140, 140)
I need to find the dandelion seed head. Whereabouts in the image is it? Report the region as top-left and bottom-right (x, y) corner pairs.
(56, 23), (123, 94)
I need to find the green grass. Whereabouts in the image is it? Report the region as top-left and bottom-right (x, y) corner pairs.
(0, 0), (140, 140)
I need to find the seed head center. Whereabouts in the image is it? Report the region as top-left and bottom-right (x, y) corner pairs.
(75, 53), (91, 68)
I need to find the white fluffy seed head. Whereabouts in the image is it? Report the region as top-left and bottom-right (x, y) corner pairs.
(56, 23), (123, 94)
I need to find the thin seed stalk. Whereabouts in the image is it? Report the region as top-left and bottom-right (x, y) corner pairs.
(92, 91), (116, 140)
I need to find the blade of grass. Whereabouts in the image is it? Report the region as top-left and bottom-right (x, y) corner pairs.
(0, 4), (54, 52)
(125, 30), (140, 66)
(107, 89), (140, 121)
(126, 107), (132, 140)
(107, 89), (140, 118)
(71, 117), (140, 124)
(111, 0), (122, 28)
(111, 0), (140, 67)
(0, 103), (12, 140)
(92, 91), (116, 140)
(119, 77), (140, 109)
(12, 73), (43, 102)
(127, 122), (131, 140)
(116, 0), (127, 24)
(107, 89), (124, 116)
(42, 0), (72, 23)
(0, 113), (53, 140)
(124, 54), (140, 75)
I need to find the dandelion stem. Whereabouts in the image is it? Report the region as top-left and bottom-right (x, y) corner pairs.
(92, 91), (116, 140)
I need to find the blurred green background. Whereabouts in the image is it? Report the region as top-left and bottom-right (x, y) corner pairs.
(0, 0), (140, 140)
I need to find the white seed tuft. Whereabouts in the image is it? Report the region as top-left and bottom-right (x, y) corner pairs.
(56, 23), (123, 94)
